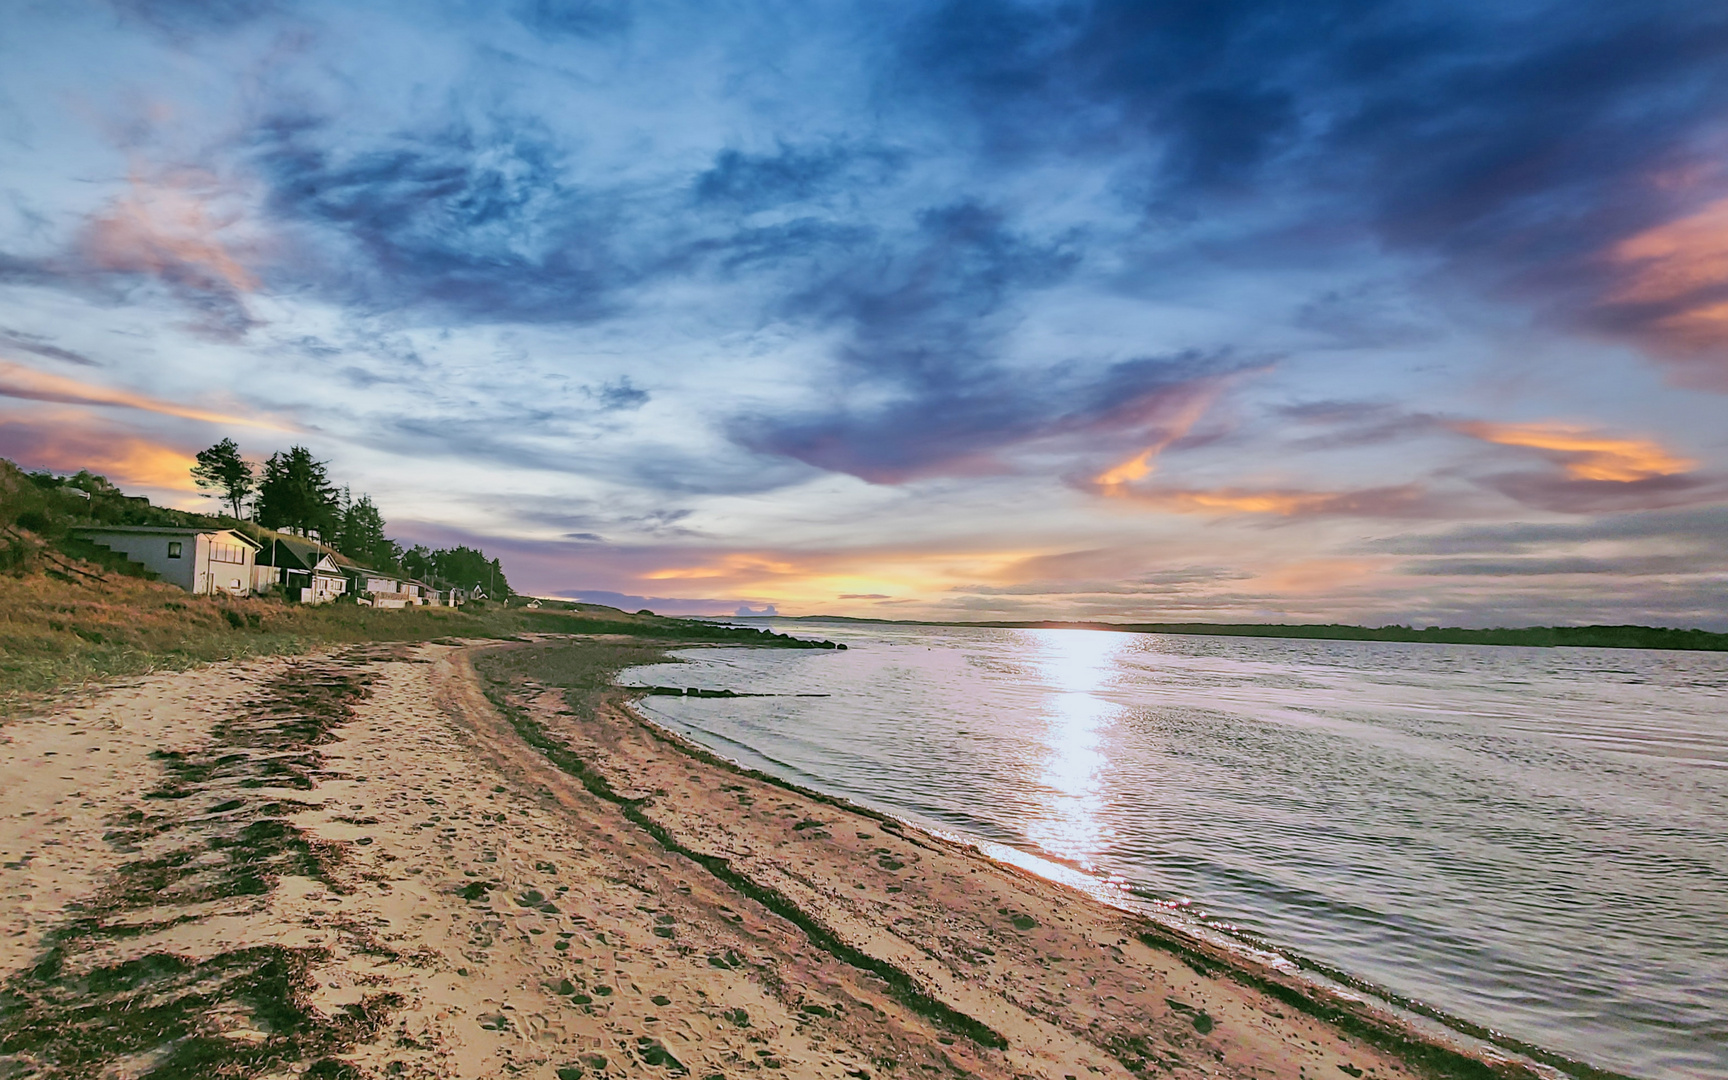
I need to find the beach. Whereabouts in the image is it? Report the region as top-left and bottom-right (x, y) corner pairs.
(0, 636), (1552, 1079)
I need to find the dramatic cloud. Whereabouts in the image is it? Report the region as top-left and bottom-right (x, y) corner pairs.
(0, 0), (1724, 626)
(1456, 421), (1695, 482)
(1596, 195), (1728, 388)
(0, 330), (98, 367)
(0, 411), (198, 491)
(0, 361), (291, 430)
(78, 170), (262, 339)
(1103, 483), (1436, 520)
(904, 0), (1728, 378)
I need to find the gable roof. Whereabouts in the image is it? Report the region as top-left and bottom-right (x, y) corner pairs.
(74, 525), (261, 550)
(255, 534), (339, 569)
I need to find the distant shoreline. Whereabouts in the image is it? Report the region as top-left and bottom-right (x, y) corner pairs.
(732, 616), (1728, 652)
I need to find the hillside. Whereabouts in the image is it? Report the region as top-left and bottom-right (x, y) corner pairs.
(0, 459), (840, 715)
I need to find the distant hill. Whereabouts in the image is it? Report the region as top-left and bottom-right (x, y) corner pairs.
(752, 616), (1728, 652)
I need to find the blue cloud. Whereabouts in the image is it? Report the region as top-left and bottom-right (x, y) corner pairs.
(739, 349), (1247, 483)
(590, 376), (649, 411)
(897, 0), (1728, 375)
(251, 113), (634, 323)
(109, 0), (280, 36)
(513, 0), (631, 38)
(694, 143), (905, 212)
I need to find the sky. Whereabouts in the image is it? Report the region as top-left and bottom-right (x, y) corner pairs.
(2, 0), (1726, 627)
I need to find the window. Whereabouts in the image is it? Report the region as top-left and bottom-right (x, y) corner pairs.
(167, 541), (183, 559)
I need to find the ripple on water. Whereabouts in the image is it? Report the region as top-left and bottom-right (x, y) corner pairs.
(623, 625), (1728, 1080)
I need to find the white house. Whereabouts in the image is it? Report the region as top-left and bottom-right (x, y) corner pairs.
(75, 526), (261, 596)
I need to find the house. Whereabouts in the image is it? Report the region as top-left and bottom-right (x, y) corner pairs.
(254, 535), (348, 603)
(74, 526), (261, 596)
(339, 565), (426, 607)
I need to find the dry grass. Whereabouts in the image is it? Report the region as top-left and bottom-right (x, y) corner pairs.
(0, 565), (838, 719)
(0, 569), (497, 718)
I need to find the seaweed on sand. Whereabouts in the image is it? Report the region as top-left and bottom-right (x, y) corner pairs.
(0, 651), (402, 1079)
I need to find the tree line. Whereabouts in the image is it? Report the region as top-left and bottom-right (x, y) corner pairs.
(191, 439), (511, 595)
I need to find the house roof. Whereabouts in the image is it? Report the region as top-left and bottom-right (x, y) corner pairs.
(255, 534), (342, 569)
(73, 525), (261, 549)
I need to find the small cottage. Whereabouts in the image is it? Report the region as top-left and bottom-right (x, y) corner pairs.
(74, 526), (261, 596)
(254, 535), (349, 603)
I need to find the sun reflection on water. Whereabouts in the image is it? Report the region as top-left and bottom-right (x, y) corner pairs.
(1020, 629), (1129, 870)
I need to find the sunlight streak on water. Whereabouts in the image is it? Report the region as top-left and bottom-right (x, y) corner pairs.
(622, 624), (1728, 1080)
(1024, 629), (1127, 869)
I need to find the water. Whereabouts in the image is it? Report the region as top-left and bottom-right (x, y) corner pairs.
(621, 623), (1728, 1080)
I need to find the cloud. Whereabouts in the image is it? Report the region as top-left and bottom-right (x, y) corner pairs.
(0, 360), (291, 430)
(108, 0), (281, 37)
(1454, 420), (1724, 512)
(1595, 195), (1728, 387)
(555, 589), (760, 617)
(588, 377), (649, 411)
(78, 169), (261, 339)
(513, 0), (631, 38)
(1277, 400), (1444, 450)
(838, 593), (890, 599)
(1366, 506), (1728, 556)
(734, 201), (1107, 480)
(1455, 421), (1695, 482)
(0, 330), (98, 367)
(1291, 287), (1440, 349)
(900, 0), (1728, 384)
(249, 113), (633, 324)
(0, 411), (199, 491)
(694, 143), (905, 212)
(1476, 470), (1720, 515)
(742, 338), (1245, 483)
(642, 553), (801, 581)
(1105, 482), (1437, 519)
(1091, 382), (1230, 491)
(1401, 555), (1717, 577)
(735, 603), (778, 617)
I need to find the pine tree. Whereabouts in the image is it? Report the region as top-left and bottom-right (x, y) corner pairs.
(335, 494), (400, 570)
(190, 438), (255, 517)
(255, 446), (338, 538)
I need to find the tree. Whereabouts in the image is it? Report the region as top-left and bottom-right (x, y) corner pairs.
(400, 544), (434, 583)
(190, 439), (254, 517)
(334, 493), (401, 570)
(431, 545), (511, 596)
(255, 446), (338, 538)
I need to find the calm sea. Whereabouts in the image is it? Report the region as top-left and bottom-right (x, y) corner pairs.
(620, 624), (1728, 1080)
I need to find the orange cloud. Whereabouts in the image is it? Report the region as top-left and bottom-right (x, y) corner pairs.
(632, 546), (1046, 607)
(1456, 421), (1694, 482)
(1131, 484), (1429, 517)
(1605, 197), (1728, 366)
(0, 361), (292, 431)
(0, 412), (200, 491)
(642, 553), (805, 580)
(1258, 558), (1381, 594)
(82, 168), (259, 295)
(1611, 197), (1728, 307)
(1094, 449), (1154, 487)
(1092, 388), (1221, 493)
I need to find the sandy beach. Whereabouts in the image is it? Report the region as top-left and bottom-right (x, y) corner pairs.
(0, 637), (1554, 1080)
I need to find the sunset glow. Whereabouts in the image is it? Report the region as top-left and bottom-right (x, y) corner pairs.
(0, 1), (1723, 627)
(1456, 422), (1695, 482)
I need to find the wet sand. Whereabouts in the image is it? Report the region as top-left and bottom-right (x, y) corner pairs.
(0, 638), (1556, 1079)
